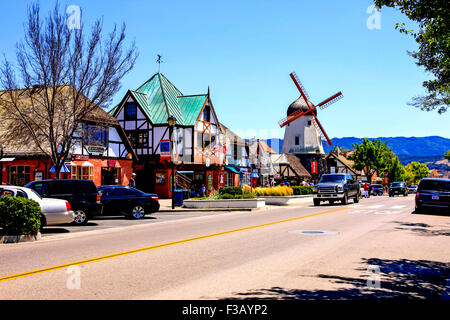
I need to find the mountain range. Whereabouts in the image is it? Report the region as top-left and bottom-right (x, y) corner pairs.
(264, 136), (450, 166)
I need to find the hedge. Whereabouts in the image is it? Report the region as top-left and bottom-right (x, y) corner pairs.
(0, 196), (42, 235)
(292, 185), (314, 195)
(219, 186), (243, 196)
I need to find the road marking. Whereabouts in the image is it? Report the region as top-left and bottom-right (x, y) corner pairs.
(390, 205), (406, 209)
(0, 207), (347, 283)
(368, 205), (385, 209)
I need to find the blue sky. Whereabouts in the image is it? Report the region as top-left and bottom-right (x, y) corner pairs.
(1, 0), (448, 139)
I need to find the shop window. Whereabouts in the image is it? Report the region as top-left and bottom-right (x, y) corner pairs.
(207, 174), (213, 191)
(227, 173), (234, 187)
(101, 167), (121, 185)
(127, 130), (148, 149)
(8, 166), (31, 186)
(71, 166), (94, 180)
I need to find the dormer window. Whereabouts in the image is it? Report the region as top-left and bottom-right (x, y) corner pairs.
(124, 103), (137, 121)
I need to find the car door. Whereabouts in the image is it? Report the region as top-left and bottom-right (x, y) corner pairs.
(108, 187), (131, 215)
(99, 188), (114, 215)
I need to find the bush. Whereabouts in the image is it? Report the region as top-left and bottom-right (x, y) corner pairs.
(292, 186), (314, 195)
(220, 193), (235, 199)
(219, 187), (243, 196)
(254, 186), (294, 197)
(0, 196), (42, 235)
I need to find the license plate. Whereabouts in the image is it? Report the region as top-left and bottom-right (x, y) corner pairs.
(432, 196), (439, 200)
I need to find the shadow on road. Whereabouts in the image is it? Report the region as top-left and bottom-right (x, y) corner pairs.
(393, 221), (450, 237)
(223, 258), (449, 300)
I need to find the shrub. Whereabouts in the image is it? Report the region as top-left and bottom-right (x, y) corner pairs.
(219, 187), (243, 196)
(292, 186), (314, 195)
(0, 196), (42, 235)
(220, 193), (235, 200)
(242, 184), (252, 195)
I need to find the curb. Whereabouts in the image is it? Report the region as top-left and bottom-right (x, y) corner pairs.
(1, 232), (42, 244)
(159, 208), (254, 213)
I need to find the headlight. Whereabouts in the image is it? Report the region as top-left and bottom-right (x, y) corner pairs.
(313, 186), (318, 193)
(337, 185), (344, 192)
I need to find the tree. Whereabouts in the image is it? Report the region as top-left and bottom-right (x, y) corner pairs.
(0, 3), (138, 178)
(444, 150), (450, 160)
(348, 138), (390, 183)
(404, 161), (429, 185)
(374, 0), (449, 114)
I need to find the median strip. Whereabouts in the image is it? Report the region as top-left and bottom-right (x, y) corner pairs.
(0, 206), (347, 282)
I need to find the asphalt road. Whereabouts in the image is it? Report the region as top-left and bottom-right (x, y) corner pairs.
(0, 195), (449, 300)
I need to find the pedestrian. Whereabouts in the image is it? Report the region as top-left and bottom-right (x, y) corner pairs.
(363, 183), (369, 198)
(129, 173), (136, 188)
(201, 184), (206, 197)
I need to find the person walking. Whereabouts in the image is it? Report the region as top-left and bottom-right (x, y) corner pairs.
(201, 184), (206, 197)
(129, 173), (136, 188)
(363, 183), (369, 198)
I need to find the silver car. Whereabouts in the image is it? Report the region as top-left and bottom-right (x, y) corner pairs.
(0, 186), (74, 226)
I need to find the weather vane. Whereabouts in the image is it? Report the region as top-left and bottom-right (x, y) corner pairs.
(156, 54), (163, 72)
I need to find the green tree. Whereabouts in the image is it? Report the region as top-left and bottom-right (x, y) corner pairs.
(374, 0), (449, 114)
(348, 139), (389, 183)
(404, 161), (430, 185)
(444, 150), (450, 160)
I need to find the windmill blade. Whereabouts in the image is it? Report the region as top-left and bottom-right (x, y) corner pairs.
(317, 92), (343, 110)
(278, 104), (318, 128)
(290, 72), (311, 105)
(311, 116), (333, 146)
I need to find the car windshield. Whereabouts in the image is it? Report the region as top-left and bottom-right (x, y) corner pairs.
(373, 185), (383, 188)
(419, 180), (450, 192)
(391, 183), (403, 187)
(319, 175), (346, 183)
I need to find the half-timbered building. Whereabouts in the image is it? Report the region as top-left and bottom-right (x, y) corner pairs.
(109, 73), (226, 198)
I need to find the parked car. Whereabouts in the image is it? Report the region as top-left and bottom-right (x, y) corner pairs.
(26, 179), (102, 225)
(389, 182), (408, 197)
(408, 185), (418, 194)
(0, 186), (74, 227)
(97, 186), (159, 219)
(415, 178), (450, 214)
(371, 184), (384, 196)
(313, 173), (360, 206)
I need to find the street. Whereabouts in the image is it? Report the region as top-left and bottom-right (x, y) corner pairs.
(0, 195), (449, 300)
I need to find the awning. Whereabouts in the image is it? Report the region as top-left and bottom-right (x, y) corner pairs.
(225, 166), (245, 174)
(49, 164), (71, 173)
(81, 161), (94, 167)
(0, 158), (15, 162)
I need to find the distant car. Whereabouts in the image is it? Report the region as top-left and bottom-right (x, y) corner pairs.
(415, 178), (450, 214)
(408, 185), (418, 194)
(97, 186), (160, 219)
(26, 179), (102, 225)
(371, 184), (384, 196)
(0, 186), (74, 227)
(389, 182), (408, 197)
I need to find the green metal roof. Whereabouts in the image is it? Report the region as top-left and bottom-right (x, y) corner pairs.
(110, 73), (208, 126)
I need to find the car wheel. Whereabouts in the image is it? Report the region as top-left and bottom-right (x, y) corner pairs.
(73, 210), (88, 225)
(130, 205), (146, 219)
(313, 199), (320, 206)
(341, 194), (348, 205)
(354, 195), (359, 203)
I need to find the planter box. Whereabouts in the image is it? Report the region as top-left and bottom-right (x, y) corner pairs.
(262, 195), (313, 206)
(1, 232), (41, 244)
(183, 198), (265, 209)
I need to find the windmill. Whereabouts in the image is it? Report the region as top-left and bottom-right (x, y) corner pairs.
(279, 72), (343, 147)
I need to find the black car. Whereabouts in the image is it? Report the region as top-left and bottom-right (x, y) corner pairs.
(26, 179), (102, 225)
(389, 182), (408, 197)
(415, 178), (450, 214)
(97, 186), (160, 219)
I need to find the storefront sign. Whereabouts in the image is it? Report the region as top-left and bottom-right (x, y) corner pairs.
(72, 154), (89, 161)
(34, 171), (43, 181)
(156, 172), (166, 185)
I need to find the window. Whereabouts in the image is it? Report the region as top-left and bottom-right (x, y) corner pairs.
(124, 104), (137, 121)
(295, 136), (300, 146)
(203, 105), (211, 122)
(308, 120), (312, 126)
(227, 173), (234, 187)
(71, 166), (94, 181)
(127, 130), (148, 149)
(9, 166), (31, 186)
(83, 124), (107, 147)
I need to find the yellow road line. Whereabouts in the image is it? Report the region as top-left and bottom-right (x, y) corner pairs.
(0, 206), (346, 282)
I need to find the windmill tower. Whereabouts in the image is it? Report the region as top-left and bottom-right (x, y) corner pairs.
(279, 72), (343, 176)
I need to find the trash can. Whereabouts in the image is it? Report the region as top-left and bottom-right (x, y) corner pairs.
(173, 189), (184, 207)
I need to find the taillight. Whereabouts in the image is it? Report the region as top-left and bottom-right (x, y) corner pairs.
(97, 194), (101, 203)
(416, 192), (419, 199)
(152, 196), (159, 202)
(65, 201), (71, 212)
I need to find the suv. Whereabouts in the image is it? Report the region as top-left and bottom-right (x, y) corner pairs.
(371, 184), (384, 196)
(313, 174), (360, 206)
(415, 178), (450, 214)
(389, 182), (408, 197)
(26, 179), (102, 225)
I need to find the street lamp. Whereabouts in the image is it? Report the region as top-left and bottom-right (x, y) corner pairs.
(167, 115), (177, 209)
